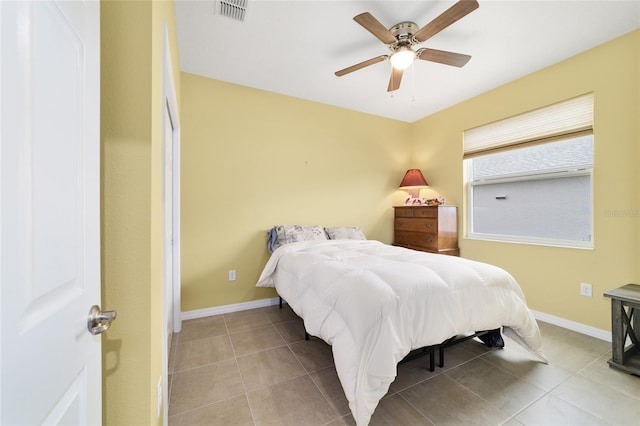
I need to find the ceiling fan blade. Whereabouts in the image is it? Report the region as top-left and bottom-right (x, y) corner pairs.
(417, 48), (471, 67)
(353, 12), (397, 45)
(387, 67), (404, 92)
(413, 0), (479, 43)
(335, 55), (388, 77)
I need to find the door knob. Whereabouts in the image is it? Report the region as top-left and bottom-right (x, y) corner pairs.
(87, 305), (117, 335)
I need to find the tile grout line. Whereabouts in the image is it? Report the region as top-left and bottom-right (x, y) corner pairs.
(167, 393), (249, 422)
(270, 304), (345, 423)
(396, 390), (436, 425)
(547, 369), (636, 425)
(306, 365), (346, 422)
(442, 356), (547, 424)
(467, 348), (609, 425)
(440, 371), (515, 422)
(167, 315), (252, 422)
(539, 390), (608, 425)
(235, 308), (317, 398)
(221, 313), (258, 426)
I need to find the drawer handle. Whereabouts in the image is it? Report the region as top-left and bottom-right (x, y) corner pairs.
(425, 238), (434, 243)
(425, 223), (433, 228)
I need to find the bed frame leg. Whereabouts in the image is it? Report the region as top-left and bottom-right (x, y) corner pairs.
(438, 345), (444, 368)
(279, 296), (309, 341)
(428, 348), (435, 372)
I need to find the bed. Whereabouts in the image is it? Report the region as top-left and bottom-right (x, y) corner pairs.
(256, 226), (545, 425)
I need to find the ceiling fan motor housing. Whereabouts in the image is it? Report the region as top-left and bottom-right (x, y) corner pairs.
(389, 21), (419, 48)
(389, 21), (418, 42)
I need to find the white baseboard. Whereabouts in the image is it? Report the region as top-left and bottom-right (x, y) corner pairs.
(181, 297), (281, 321)
(531, 309), (611, 342)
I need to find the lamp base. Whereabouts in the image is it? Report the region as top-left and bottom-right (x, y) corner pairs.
(407, 188), (420, 198)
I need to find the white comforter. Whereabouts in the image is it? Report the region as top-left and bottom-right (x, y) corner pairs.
(256, 240), (544, 425)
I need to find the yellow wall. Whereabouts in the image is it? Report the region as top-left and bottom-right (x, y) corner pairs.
(180, 32), (639, 330)
(411, 30), (640, 331)
(101, 0), (180, 424)
(180, 73), (412, 310)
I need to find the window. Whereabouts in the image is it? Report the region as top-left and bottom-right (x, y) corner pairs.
(464, 94), (594, 248)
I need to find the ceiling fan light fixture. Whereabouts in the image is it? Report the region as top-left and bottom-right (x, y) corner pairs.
(336, 2), (479, 90)
(389, 47), (415, 70)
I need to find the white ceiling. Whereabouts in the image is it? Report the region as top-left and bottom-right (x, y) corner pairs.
(175, 1), (640, 123)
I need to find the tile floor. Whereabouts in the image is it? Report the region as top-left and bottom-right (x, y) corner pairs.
(168, 304), (640, 425)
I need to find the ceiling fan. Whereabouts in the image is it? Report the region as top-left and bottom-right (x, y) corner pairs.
(335, 0), (479, 92)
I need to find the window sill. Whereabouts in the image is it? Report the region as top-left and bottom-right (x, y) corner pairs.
(465, 233), (594, 250)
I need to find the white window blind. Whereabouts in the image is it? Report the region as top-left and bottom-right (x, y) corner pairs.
(463, 93), (593, 158)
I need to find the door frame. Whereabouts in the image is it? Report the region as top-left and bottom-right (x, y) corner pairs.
(162, 22), (181, 334)
(162, 20), (181, 422)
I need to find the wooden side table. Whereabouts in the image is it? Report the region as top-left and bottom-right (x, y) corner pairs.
(393, 206), (459, 256)
(603, 283), (640, 376)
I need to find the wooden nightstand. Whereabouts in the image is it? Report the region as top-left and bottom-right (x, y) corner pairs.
(393, 206), (459, 256)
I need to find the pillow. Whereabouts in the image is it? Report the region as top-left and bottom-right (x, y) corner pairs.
(324, 227), (366, 240)
(268, 225), (328, 252)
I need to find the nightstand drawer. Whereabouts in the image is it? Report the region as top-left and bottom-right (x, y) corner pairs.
(394, 207), (415, 217)
(413, 208), (438, 218)
(395, 231), (438, 249)
(394, 207), (438, 218)
(395, 218), (437, 234)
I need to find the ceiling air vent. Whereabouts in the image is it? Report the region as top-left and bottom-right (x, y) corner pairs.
(216, 0), (248, 22)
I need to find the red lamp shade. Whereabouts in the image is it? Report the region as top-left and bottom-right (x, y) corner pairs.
(399, 169), (429, 198)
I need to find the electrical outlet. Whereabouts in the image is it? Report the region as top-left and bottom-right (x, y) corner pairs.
(228, 270), (236, 281)
(580, 282), (593, 297)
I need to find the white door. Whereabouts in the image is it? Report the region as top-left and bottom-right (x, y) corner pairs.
(1, 1), (103, 424)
